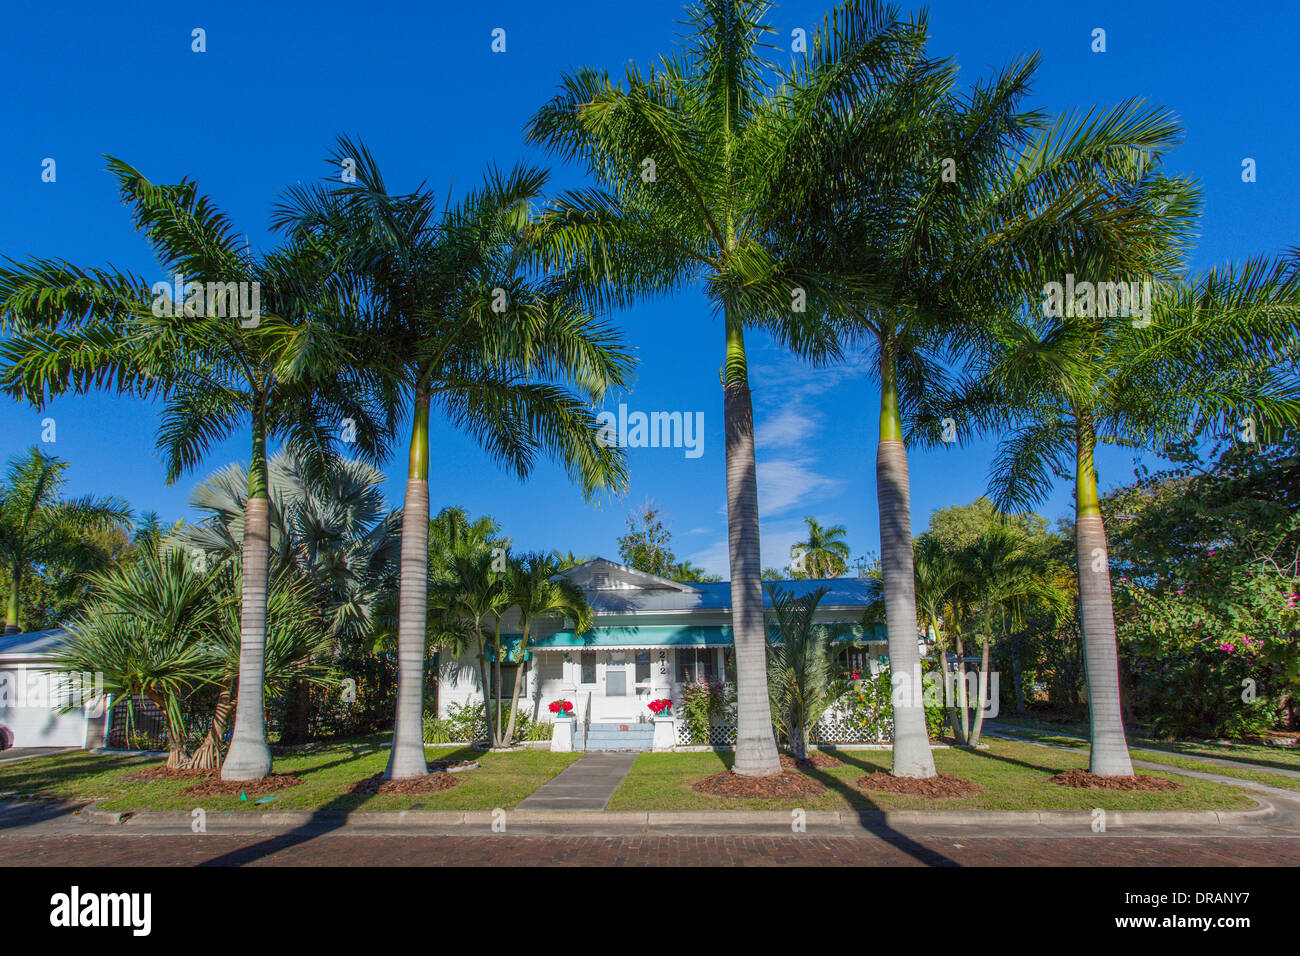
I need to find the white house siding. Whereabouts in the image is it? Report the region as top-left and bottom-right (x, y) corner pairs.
(0, 665), (95, 749)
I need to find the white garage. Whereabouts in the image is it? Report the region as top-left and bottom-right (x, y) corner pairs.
(0, 629), (106, 750)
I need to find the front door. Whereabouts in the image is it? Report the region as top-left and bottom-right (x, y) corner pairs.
(597, 652), (636, 720)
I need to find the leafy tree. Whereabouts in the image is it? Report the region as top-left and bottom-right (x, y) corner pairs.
(763, 0), (1200, 776)
(669, 560), (722, 583)
(0, 448), (130, 634)
(953, 256), (1300, 773)
(1104, 435), (1300, 735)
(550, 549), (591, 571)
(428, 544), (509, 746)
(617, 499), (675, 576)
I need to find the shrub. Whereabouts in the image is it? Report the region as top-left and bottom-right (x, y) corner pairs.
(680, 678), (732, 744)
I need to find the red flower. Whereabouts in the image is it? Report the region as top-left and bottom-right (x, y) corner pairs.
(647, 698), (673, 715)
(549, 700), (573, 714)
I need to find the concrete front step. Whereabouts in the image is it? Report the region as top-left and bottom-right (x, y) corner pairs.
(583, 722), (656, 751)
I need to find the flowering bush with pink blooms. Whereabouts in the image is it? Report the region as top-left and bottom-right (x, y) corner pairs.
(1102, 437), (1299, 738)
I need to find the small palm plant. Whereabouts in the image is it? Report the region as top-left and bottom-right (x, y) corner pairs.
(765, 585), (844, 762)
(51, 549), (225, 767)
(499, 552), (592, 746)
(790, 517), (850, 578)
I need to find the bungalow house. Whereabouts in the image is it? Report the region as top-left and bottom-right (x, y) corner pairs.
(436, 557), (891, 750)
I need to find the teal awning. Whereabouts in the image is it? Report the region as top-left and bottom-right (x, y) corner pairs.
(485, 622), (887, 653)
(533, 625), (734, 649)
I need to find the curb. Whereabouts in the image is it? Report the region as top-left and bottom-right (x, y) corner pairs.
(72, 798), (1276, 831)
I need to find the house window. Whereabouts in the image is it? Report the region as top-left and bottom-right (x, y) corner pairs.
(580, 651), (597, 684)
(635, 651), (651, 683)
(491, 661), (525, 700)
(676, 648), (716, 684)
(723, 649), (736, 684)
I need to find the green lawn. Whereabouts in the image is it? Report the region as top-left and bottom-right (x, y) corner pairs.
(606, 738), (1254, 812)
(990, 717), (1300, 791)
(996, 715), (1300, 771)
(0, 739), (582, 812)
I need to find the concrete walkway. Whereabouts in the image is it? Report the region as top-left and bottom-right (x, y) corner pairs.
(516, 752), (638, 811)
(0, 747), (75, 765)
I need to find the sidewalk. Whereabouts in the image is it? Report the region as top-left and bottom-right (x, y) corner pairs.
(516, 752), (638, 811)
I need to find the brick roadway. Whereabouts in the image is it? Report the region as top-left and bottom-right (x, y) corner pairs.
(2, 832), (1298, 866)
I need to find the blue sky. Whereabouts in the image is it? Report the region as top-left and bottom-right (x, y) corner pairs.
(2, 0), (1296, 576)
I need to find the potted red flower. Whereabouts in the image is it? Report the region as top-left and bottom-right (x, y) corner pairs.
(549, 700), (574, 719)
(647, 698), (673, 717)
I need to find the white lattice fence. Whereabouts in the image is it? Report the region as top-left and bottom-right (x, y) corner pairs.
(674, 715), (890, 746)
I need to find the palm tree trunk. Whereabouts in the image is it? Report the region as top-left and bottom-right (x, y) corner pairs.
(385, 394), (431, 779)
(502, 626), (530, 746)
(4, 565), (22, 635)
(724, 318), (780, 777)
(475, 625), (495, 747)
(969, 637), (991, 747)
(1074, 419), (1134, 776)
(954, 630), (970, 743)
(149, 691), (189, 770)
(221, 420), (273, 782)
(933, 626), (963, 744)
(876, 350), (937, 778)
(186, 681), (234, 771)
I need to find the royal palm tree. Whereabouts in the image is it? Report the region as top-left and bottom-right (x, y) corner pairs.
(275, 138), (631, 778)
(525, 0), (917, 775)
(0, 448), (130, 634)
(791, 516), (850, 578)
(499, 552), (592, 746)
(953, 257), (1300, 773)
(0, 159), (390, 779)
(773, 19), (1203, 773)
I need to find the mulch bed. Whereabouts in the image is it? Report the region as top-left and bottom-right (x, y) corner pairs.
(183, 773), (304, 797)
(123, 766), (210, 783)
(779, 752), (841, 770)
(855, 771), (984, 798)
(1049, 768), (1180, 791)
(692, 769), (827, 799)
(348, 772), (461, 796)
(122, 764), (306, 797)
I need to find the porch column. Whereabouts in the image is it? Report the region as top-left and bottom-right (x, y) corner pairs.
(651, 648), (675, 750)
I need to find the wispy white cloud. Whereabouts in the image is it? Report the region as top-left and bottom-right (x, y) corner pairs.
(757, 458), (843, 517)
(755, 406), (819, 449)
